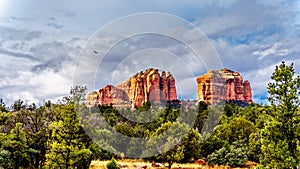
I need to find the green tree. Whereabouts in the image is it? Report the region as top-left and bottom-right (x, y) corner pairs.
(145, 122), (189, 169)
(70, 85), (87, 104)
(45, 103), (91, 169)
(17, 103), (55, 168)
(181, 128), (201, 162)
(215, 117), (256, 144)
(0, 110), (10, 126)
(194, 101), (208, 131)
(200, 134), (224, 158)
(0, 100), (57, 168)
(0, 123), (30, 169)
(259, 62), (300, 169)
(0, 99), (8, 113)
(102, 107), (119, 126)
(11, 99), (25, 111)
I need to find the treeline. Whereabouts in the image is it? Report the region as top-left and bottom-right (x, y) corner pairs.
(0, 87), (106, 169)
(0, 61), (299, 169)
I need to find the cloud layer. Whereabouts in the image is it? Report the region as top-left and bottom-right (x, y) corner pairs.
(0, 0), (299, 106)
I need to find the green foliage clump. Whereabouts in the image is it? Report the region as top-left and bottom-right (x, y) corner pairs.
(215, 117), (256, 144)
(0, 123), (30, 168)
(107, 157), (120, 169)
(248, 132), (262, 162)
(207, 141), (248, 167)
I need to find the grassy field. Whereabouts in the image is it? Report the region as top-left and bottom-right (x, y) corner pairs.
(90, 159), (257, 169)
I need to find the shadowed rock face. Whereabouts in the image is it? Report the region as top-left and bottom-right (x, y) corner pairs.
(86, 68), (177, 108)
(196, 68), (253, 105)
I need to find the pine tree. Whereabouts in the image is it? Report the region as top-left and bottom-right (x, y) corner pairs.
(259, 61), (300, 169)
(181, 128), (201, 162)
(45, 103), (91, 169)
(0, 123), (30, 169)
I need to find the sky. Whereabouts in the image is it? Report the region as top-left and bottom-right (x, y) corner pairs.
(0, 0), (300, 106)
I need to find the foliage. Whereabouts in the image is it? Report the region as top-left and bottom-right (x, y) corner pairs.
(11, 99), (26, 111)
(207, 140), (248, 167)
(89, 143), (113, 160)
(0, 149), (12, 168)
(146, 121), (189, 169)
(200, 134), (225, 158)
(137, 101), (151, 112)
(181, 128), (201, 162)
(0, 61), (298, 169)
(201, 106), (223, 135)
(23, 104), (52, 168)
(214, 117), (256, 144)
(0, 123), (30, 168)
(259, 62), (300, 169)
(248, 132), (262, 162)
(102, 106), (119, 126)
(224, 102), (240, 117)
(0, 99), (8, 113)
(70, 85), (88, 103)
(107, 157), (120, 169)
(45, 102), (92, 168)
(193, 101), (208, 131)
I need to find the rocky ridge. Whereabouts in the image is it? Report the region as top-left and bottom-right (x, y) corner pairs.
(86, 68), (177, 108)
(196, 68), (252, 104)
(87, 68), (253, 108)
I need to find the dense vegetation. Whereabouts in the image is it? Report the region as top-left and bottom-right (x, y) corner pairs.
(0, 61), (299, 168)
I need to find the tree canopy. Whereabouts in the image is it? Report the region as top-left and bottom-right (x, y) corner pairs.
(259, 61), (300, 169)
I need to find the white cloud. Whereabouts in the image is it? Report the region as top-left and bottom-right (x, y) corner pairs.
(0, 0), (299, 106)
(253, 42), (292, 60)
(1, 65), (74, 106)
(242, 58), (300, 104)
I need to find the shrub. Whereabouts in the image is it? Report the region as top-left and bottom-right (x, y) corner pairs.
(207, 141), (248, 167)
(106, 157), (120, 169)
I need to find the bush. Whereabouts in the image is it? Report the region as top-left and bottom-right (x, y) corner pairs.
(106, 157), (120, 169)
(207, 141), (248, 167)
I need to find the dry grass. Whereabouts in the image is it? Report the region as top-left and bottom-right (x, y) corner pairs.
(89, 159), (257, 169)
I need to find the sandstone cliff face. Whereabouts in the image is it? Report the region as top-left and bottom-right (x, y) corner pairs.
(87, 68), (252, 108)
(87, 68), (177, 108)
(98, 85), (129, 105)
(196, 68), (253, 104)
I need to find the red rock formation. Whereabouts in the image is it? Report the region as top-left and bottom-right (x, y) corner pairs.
(243, 80), (252, 103)
(196, 68), (252, 105)
(97, 85), (129, 106)
(167, 72), (177, 101)
(87, 68), (178, 108)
